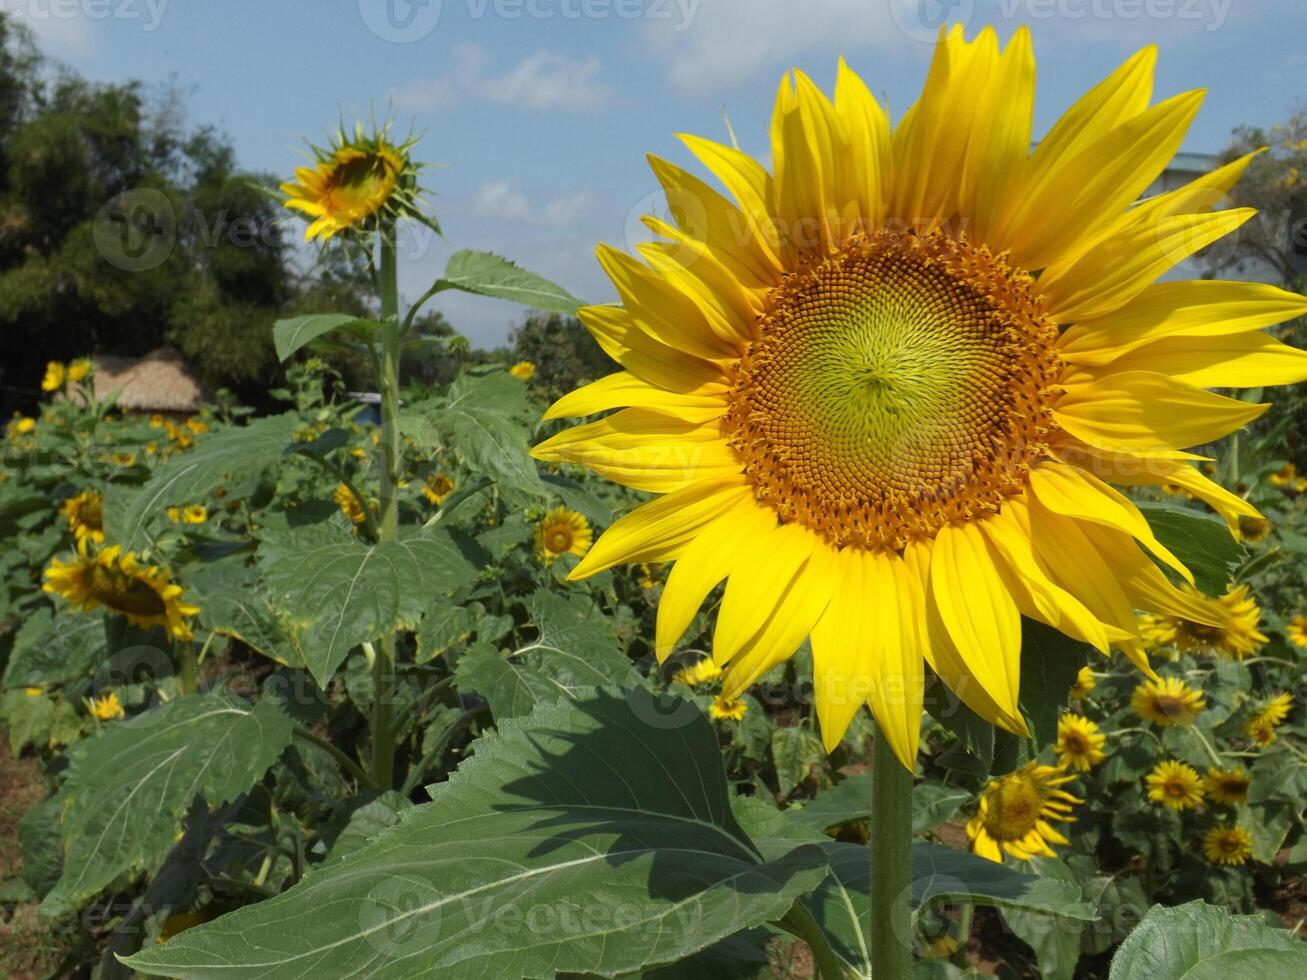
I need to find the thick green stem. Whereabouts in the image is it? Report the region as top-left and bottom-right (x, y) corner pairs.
(870, 721), (914, 980)
(178, 641), (198, 696)
(370, 217), (403, 789)
(294, 725), (379, 790)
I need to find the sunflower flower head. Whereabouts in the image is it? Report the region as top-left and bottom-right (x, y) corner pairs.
(1055, 714), (1106, 771)
(1146, 759), (1205, 810)
(1202, 824), (1253, 866)
(280, 122), (423, 242)
(181, 505), (208, 525)
(84, 691), (125, 721)
(421, 473), (456, 506)
(1204, 766), (1251, 806)
(966, 762), (1080, 863)
(530, 26), (1307, 770)
(1287, 615), (1307, 649)
(510, 361), (536, 381)
(1131, 676), (1206, 727)
(1068, 666), (1096, 701)
(43, 543), (199, 640)
(41, 361), (66, 392)
(708, 695), (748, 721)
(1237, 515), (1270, 544)
(673, 657), (723, 687)
(60, 490), (105, 544)
(1139, 584), (1266, 660)
(67, 358), (93, 383)
(1269, 463), (1299, 488)
(1254, 691), (1294, 728)
(333, 483), (372, 526)
(535, 508), (592, 565)
(11, 416), (36, 436)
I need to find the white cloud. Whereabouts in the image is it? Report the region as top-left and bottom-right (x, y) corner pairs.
(5, 1), (98, 58)
(643, 0), (904, 93)
(472, 180), (597, 226)
(391, 44), (613, 114)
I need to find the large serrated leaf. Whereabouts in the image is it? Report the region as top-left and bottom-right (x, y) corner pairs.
(455, 592), (638, 719)
(123, 688), (829, 979)
(441, 370), (547, 497)
(109, 414), (301, 550)
(2, 607), (105, 689)
(185, 559), (301, 668)
(440, 248), (583, 314)
(1108, 900), (1307, 978)
(42, 694), (293, 911)
(258, 522), (476, 685)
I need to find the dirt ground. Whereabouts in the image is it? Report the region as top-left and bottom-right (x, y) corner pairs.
(0, 736), (65, 979)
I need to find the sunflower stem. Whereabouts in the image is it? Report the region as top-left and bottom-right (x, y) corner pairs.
(178, 640), (198, 696)
(369, 214), (402, 790)
(870, 720), (914, 980)
(777, 900), (850, 979)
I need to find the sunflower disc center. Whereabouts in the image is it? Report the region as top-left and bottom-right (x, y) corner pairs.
(89, 564), (167, 617)
(725, 230), (1060, 551)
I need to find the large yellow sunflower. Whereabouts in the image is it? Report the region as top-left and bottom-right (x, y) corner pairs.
(966, 761), (1080, 862)
(1146, 759), (1205, 810)
(1138, 583), (1267, 660)
(1055, 713), (1106, 771)
(535, 508), (593, 565)
(281, 132), (408, 241)
(1131, 675), (1206, 726)
(531, 26), (1307, 768)
(43, 544), (199, 640)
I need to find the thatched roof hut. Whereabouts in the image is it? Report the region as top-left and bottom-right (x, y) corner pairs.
(89, 347), (206, 415)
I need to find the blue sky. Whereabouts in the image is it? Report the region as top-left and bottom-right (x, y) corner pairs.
(13, 0), (1307, 346)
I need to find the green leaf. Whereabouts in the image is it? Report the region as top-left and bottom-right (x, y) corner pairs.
(185, 559), (301, 668)
(439, 249), (583, 314)
(540, 471), (613, 526)
(320, 792), (413, 867)
(1017, 619), (1091, 749)
(802, 841), (1095, 975)
(455, 593), (637, 719)
(911, 782), (971, 834)
(123, 688), (830, 979)
(771, 726), (827, 797)
(258, 523), (476, 686)
(110, 414), (301, 550)
(43, 693), (293, 911)
(19, 793), (65, 898)
(439, 370), (546, 498)
(1108, 900), (1307, 978)
(414, 603), (475, 663)
(1000, 857), (1086, 980)
(273, 314), (381, 362)
(3, 607), (105, 689)
(1138, 503), (1244, 595)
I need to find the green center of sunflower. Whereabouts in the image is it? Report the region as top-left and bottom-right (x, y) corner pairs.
(88, 563), (166, 617)
(725, 229), (1060, 551)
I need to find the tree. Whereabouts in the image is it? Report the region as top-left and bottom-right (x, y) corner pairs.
(509, 312), (616, 403)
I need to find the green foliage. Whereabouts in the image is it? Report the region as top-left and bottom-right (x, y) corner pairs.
(1108, 901), (1307, 977)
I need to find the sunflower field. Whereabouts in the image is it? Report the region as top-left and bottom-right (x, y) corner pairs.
(4, 23), (1307, 980)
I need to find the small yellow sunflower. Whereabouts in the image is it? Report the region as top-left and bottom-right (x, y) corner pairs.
(1137, 584), (1267, 660)
(185, 416), (208, 434)
(181, 505), (208, 524)
(84, 691), (125, 721)
(1069, 666), (1096, 701)
(43, 544), (199, 640)
(1146, 759), (1205, 810)
(1286, 615), (1307, 649)
(1257, 691), (1294, 727)
(510, 361), (536, 381)
(1245, 716), (1277, 747)
(41, 361), (66, 392)
(535, 508), (593, 565)
(531, 26), (1307, 769)
(674, 657), (724, 687)
(24, 686), (42, 697)
(1269, 462), (1298, 487)
(967, 762), (1080, 862)
(111, 452), (137, 467)
(60, 490), (105, 544)
(421, 473), (456, 506)
(1203, 766), (1251, 806)
(1202, 824), (1253, 866)
(1237, 515), (1270, 543)
(708, 695), (748, 721)
(1131, 676), (1206, 727)
(333, 483), (371, 526)
(67, 358), (93, 383)
(280, 127), (410, 242)
(1055, 714), (1106, 771)
(13, 416), (36, 435)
